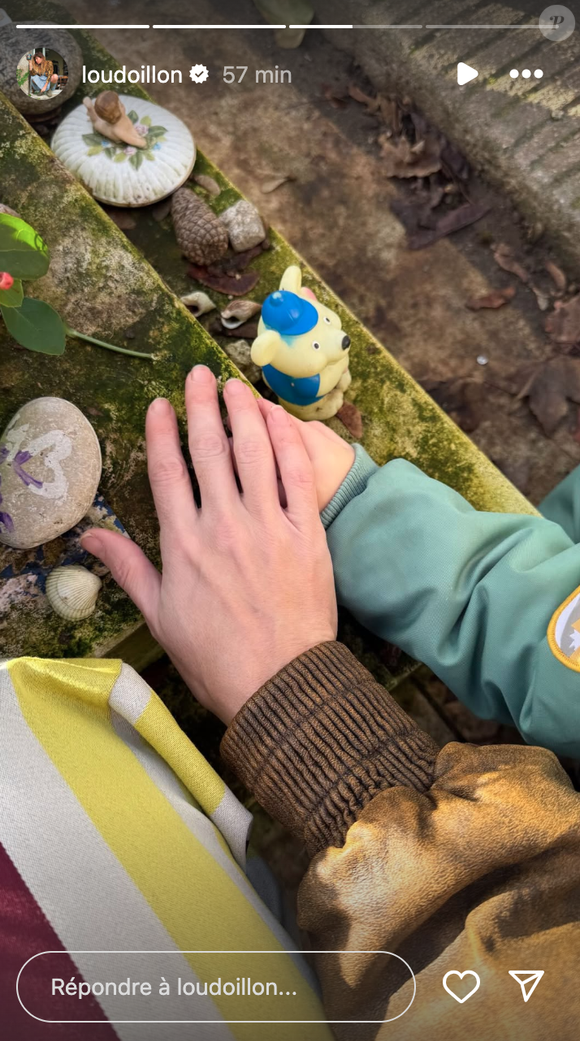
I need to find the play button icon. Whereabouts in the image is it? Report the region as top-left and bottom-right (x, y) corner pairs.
(457, 62), (479, 85)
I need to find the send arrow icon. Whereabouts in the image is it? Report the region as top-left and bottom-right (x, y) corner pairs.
(457, 62), (479, 85)
(508, 970), (544, 1003)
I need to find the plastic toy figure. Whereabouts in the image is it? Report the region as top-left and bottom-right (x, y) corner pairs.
(251, 265), (351, 420)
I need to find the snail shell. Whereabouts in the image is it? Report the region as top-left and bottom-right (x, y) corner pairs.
(46, 565), (102, 621)
(220, 299), (262, 329)
(180, 290), (216, 316)
(94, 90), (124, 124)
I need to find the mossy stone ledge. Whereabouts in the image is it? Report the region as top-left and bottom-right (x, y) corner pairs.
(0, 3), (536, 681)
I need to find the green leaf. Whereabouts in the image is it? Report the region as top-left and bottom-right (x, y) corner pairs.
(127, 110), (138, 124)
(141, 115), (152, 126)
(1, 297), (66, 354)
(146, 125), (167, 137)
(87, 145), (103, 156)
(82, 132), (105, 146)
(0, 279), (23, 308)
(104, 147), (116, 160)
(0, 215), (50, 280)
(143, 149), (155, 161)
(113, 152), (127, 163)
(129, 151), (144, 171)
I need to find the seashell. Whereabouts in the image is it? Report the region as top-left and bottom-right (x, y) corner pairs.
(45, 565), (102, 621)
(94, 90), (123, 124)
(220, 299), (262, 329)
(84, 93), (147, 150)
(51, 95), (196, 208)
(172, 188), (229, 266)
(180, 290), (216, 316)
(194, 174), (221, 197)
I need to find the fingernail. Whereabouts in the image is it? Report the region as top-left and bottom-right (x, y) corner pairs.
(270, 405), (289, 423)
(191, 365), (213, 383)
(150, 397), (170, 414)
(80, 532), (102, 554)
(225, 379), (247, 396)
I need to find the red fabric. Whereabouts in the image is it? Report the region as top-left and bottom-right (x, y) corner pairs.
(0, 840), (118, 1038)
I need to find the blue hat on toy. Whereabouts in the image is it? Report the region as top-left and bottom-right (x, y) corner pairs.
(262, 290), (318, 336)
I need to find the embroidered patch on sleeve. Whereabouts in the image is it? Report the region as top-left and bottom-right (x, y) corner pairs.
(548, 585), (580, 672)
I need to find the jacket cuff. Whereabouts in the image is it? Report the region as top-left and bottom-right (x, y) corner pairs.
(320, 444), (378, 529)
(220, 642), (438, 856)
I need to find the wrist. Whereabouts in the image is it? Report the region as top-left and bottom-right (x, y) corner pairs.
(221, 641), (438, 853)
(321, 444), (379, 528)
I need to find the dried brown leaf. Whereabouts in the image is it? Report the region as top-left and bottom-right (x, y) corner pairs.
(348, 84), (380, 111)
(545, 259), (567, 293)
(422, 376), (483, 433)
(187, 266), (261, 296)
(337, 401), (364, 439)
(466, 286), (516, 310)
(206, 244), (265, 276)
(545, 295), (580, 344)
(322, 84), (349, 109)
(514, 356), (580, 434)
(408, 202), (489, 250)
(260, 175), (292, 194)
(378, 95), (402, 133)
(492, 243), (530, 284)
(378, 133), (442, 179)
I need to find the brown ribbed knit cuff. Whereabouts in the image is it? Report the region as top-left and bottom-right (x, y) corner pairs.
(220, 641), (438, 856)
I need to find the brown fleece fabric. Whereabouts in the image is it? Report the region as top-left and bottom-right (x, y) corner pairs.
(221, 641), (580, 1041)
(221, 641), (438, 855)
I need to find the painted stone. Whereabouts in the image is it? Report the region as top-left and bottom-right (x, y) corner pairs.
(51, 95), (196, 207)
(0, 22), (83, 118)
(220, 200), (267, 253)
(0, 397), (102, 550)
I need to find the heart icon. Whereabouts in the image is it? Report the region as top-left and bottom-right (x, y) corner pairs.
(442, 970), (481, 1003)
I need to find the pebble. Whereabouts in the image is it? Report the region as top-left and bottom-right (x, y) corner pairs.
(222, 339), (261, 384)
(477, 355), (489, 366)
(0, 397), (102, 550)
(220, 200), (267, 253)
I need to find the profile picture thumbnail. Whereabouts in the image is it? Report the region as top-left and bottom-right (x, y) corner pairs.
(17, 47), (68, 101)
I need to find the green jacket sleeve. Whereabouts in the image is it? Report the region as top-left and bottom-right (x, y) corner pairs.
(323, 447), (580, 759)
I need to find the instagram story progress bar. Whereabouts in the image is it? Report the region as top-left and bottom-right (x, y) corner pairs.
(18, 12), (576, 35)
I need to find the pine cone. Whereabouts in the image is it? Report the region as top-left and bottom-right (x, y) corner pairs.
(171, 188), (228, 266)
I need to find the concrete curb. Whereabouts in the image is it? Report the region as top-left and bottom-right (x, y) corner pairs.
(311, 1), (580, 272)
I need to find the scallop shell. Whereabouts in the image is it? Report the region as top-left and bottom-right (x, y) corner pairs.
(220, 299), (262, 329)
(51, 95), (196, 207)
(46, 565), (102, 621)
(180, 291), (216, 316)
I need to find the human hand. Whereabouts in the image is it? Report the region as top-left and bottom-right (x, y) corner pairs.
(258, 399), (355, 511)
(80, 368), (337, 724)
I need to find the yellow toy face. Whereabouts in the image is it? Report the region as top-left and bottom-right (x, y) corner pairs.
(252, 267), (351, 378)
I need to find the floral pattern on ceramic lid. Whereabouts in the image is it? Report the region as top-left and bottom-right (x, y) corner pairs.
(51, 95), (196, 207)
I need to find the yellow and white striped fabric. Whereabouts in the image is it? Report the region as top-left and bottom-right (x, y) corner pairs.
(0, 657), (331, 1040)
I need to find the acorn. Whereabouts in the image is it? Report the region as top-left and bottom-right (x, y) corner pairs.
(171, 188), (229, 266)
